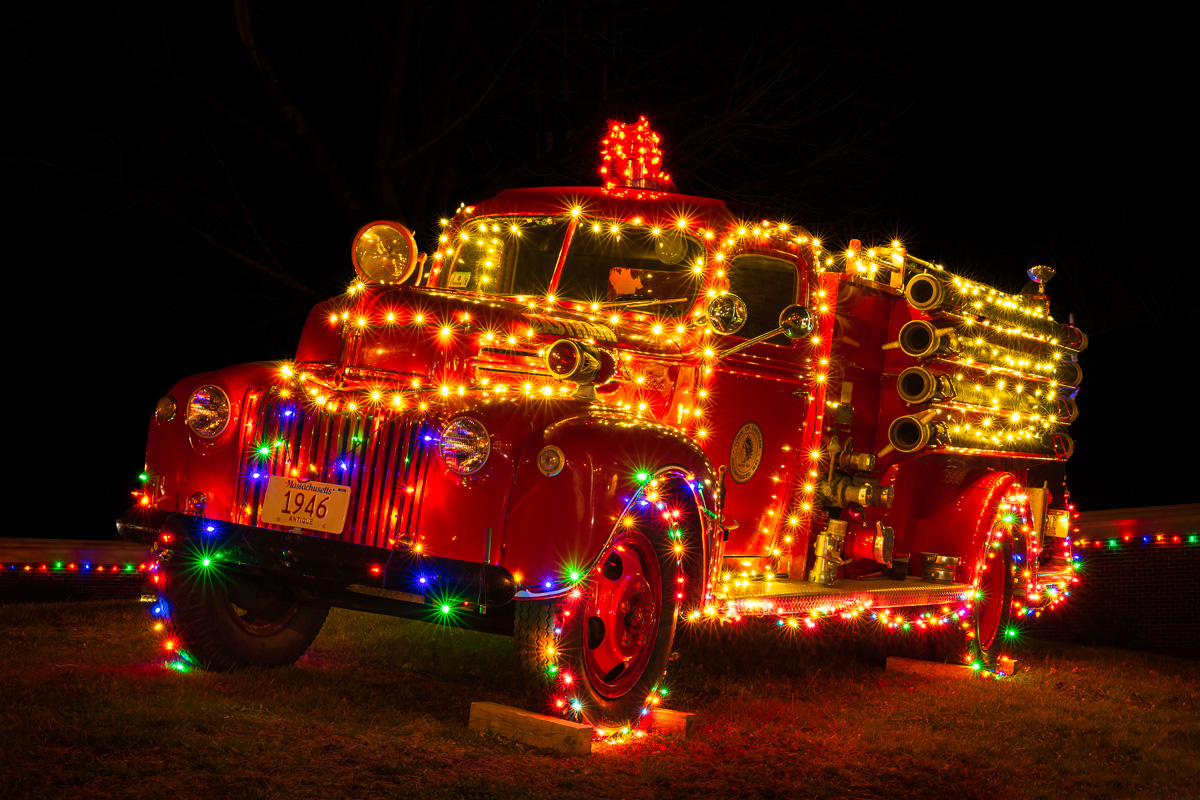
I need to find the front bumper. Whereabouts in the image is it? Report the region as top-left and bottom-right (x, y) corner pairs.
(116, 509), (518, 608)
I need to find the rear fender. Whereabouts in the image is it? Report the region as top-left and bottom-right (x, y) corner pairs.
(909, 468), (1018, 584)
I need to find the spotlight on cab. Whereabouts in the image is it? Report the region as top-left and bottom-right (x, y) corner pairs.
(351, 220), (421, 284)
(545, 340), (615, 386)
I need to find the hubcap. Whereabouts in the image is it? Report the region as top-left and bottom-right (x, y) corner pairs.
(224, 576), (301, 637)
(582, 533), (661, 697)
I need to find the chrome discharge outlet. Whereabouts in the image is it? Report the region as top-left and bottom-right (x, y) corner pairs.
(825, 475), (894, 508)
(808, 519), (849, 587)
(847, 521), (895, 567)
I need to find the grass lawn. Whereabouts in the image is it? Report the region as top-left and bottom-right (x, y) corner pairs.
(1, 599), (1196, 799)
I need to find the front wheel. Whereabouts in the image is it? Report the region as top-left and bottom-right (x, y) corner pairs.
(515, 529), (676, 726)
(162, 562), (329, 671)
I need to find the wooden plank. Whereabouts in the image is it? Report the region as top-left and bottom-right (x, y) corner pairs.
(468, 702), (593, 755)
(886, 656), (975, 678)
(648, 708), (697, 739)
(997, 655), (1019, 676)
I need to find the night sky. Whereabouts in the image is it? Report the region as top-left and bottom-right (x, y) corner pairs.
(6, 3), (1190, 540)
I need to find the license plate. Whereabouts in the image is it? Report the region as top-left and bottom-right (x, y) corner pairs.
(261, 476), (351, 534)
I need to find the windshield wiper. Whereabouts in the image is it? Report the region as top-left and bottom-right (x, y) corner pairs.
(596, 296), (690, 309)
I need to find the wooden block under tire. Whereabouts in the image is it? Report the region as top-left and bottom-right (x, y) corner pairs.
(997, 655), (1019, 675)
(469, 701), (594, 755)
(886, 656), (976, 678)
(648, 708), (697, 739)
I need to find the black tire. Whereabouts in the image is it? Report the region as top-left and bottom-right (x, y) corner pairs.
(933, 527), (1015, 669)
(514, 475), (700, 727)
(163, 562), (329, 671)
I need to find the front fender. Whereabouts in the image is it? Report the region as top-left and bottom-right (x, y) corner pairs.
(500, 406), (720, 601)
(146, 362), (282, 522)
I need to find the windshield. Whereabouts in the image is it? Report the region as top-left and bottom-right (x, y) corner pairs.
(556, 219), (704, 315)
(439, 216), (568, 296)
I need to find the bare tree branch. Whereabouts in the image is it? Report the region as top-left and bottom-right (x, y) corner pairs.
(234, 0), (366, 223)
(385, 10), (546, 172)
(31, 157), (321, 298)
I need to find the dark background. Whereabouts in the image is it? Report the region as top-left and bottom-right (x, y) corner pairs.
(5, 2), (1190, 540)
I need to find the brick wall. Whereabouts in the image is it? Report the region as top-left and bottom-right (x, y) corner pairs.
(1030, 504), (1199, 659)
(0, 538), (154, 604)
(0, 570), (151, 602)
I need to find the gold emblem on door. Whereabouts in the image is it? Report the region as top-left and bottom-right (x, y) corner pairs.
(729, 422), (763, 484)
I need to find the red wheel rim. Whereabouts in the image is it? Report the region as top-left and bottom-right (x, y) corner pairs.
(975, 533), (1007, 651)
(581, 532), (662, 698)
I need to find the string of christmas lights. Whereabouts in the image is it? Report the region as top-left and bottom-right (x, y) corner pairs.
(2, 562), (155, 573)
(135, 117), (1087, 742)
(1077, 534), (1198, 548)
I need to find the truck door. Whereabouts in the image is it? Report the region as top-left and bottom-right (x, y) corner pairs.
(701, 251), (810, 568)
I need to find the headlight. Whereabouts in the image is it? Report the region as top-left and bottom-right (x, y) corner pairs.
(439, 417), (491, 475)
(187, 385), (231, 438)
(155, 395), (177, 422)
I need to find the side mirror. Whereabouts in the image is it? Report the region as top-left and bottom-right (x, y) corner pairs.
(713, 302), (815, 359)
(706, 294), (748, 335)
(778, 304), (815, 339)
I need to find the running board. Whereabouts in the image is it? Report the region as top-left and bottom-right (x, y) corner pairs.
(717, 576), (973, 617)
(1035, 566), (1075, 586)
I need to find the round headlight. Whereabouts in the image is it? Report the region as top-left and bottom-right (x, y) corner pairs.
(155, 395), (176, 422)
(439, 417), (491, 475)
(351, 220), (418, 284)
(187, 385), (231, 438)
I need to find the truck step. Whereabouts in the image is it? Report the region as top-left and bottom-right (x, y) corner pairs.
(717, 576), (973, 616)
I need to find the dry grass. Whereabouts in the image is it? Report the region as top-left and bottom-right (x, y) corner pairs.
(2, 599), (1197, 799)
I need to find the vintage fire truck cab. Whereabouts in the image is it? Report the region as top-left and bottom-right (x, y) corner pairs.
(119, 118), (1084, 728)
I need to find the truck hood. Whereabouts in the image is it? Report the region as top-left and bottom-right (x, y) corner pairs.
(294, 286), (685, 394)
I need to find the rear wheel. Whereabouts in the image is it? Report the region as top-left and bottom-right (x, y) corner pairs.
(934, 521), (1015, 669)
(163, 563), (329, 670)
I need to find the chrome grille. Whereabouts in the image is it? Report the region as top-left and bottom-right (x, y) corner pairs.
(235, 390), (430, 546)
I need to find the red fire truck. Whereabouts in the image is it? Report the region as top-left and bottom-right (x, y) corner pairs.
(119, 117), (1083, 728)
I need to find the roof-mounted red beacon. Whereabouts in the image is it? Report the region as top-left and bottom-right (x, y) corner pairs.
(600, 115), (671, 190)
